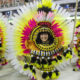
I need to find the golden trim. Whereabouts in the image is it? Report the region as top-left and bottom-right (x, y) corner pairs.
(30, 26), (59, 51)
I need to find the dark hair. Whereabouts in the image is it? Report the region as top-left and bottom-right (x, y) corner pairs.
(25, 0), (29, 2)
(38, 7), (52, 13)
(0, 43), (2, 47)
(36, 32), (54, 45)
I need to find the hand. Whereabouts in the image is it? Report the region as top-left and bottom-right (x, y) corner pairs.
(17, 55), (25, 61)
(69, 41), (74, 48)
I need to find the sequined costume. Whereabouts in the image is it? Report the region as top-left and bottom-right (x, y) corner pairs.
(73, 20), (80, 71)
(7, 0), (74, 80)
(0, 14), (8, 66)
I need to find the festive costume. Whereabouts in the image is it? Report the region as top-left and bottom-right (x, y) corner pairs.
(0, 13), (8, 66)
(73, 20), (80, 71)
(7, 0), (74, 80)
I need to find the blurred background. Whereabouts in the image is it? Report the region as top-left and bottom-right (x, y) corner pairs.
(0, 0), (80, 23)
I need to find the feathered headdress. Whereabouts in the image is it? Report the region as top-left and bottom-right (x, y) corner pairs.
(7, 0), (74, 79)
(73, 20), (80, 57)
(0, 13), (9, 65)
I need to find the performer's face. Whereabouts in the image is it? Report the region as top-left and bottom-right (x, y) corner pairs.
(40, 33), (48, 42)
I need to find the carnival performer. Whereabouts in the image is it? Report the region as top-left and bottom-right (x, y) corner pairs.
(7, 0), (74, 80)
(0, 14), (8, 66)
(73, 20), (80, 71)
